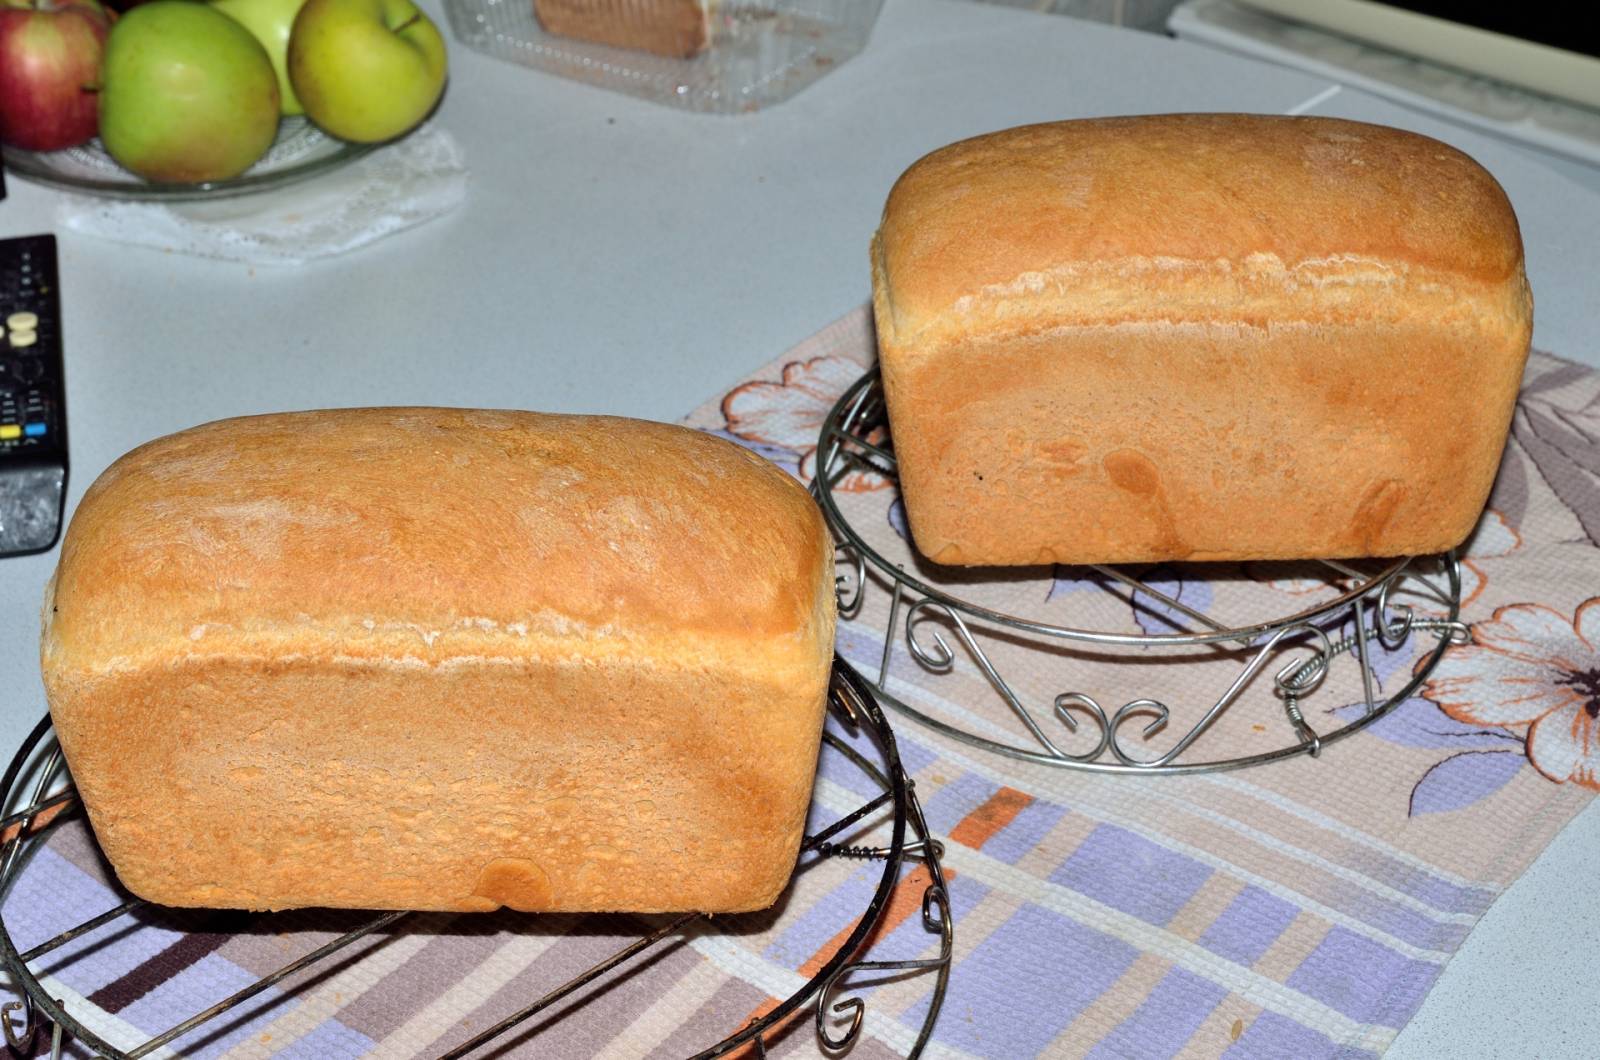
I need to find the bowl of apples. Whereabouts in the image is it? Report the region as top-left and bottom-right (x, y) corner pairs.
(0, 0), (448, 200)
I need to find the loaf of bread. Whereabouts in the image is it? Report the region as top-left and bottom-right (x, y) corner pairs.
(42, 409), (836, 914)
(532, 0), (712, 59)
(870, 114), (1533, 566)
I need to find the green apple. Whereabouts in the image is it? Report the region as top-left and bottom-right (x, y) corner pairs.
(211, 0), (310, 116)
(100, 2), (280, 183)
(288, 0), (446, 144)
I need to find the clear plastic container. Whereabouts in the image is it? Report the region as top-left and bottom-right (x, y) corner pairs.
(443, 0), (885, 114)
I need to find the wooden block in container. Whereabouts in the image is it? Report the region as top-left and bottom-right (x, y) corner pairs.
(532, 0), (712, 58)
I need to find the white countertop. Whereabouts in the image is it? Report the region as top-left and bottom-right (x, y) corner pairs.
(1, 0), (1596, 1054)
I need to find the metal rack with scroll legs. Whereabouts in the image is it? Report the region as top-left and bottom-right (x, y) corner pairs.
(816, 369), (1470, 775)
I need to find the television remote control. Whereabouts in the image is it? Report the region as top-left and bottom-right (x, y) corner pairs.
(0, 234), (66, 556)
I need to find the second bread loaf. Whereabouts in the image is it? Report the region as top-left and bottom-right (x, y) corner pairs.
(43, 409), (836, 914)
(871, 114), (1533, 566)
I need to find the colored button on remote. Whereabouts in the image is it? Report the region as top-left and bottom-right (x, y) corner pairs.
(0, 425), (20, 440)
(24, 423), (46, 438)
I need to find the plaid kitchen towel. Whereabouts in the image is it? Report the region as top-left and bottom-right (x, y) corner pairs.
(4, 305), (1598, 1058)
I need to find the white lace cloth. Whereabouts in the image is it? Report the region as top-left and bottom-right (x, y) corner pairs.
(56, 124), (468, 266)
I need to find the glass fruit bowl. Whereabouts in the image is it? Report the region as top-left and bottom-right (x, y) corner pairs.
(2, 116), (376, 202)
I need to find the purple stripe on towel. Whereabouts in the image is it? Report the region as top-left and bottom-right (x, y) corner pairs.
(1285, 927), (1440, 1027)
(1089, 967), (1229, 1060)
(1199, 885), (1300, 967)
(920, 771), (999, 836)
(877, 869), (988, 976)
(116, 952), (290, 1060)
(6, 847), (196, 1001)
(3, 844), (120, 955)
(934, 904), (1138, 1056)
(764, 863), (881, 968)
(983, 798), (1069, 865)
(1051, 824), (1213, 927)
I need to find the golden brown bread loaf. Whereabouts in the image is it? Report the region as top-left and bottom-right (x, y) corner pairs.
(42, 409), (836, 914)
(870, 114), (1533, 566)
(532, 0), (712, 59)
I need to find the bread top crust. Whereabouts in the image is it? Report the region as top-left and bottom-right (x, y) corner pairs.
(44, 409), (834, 678)
(872, 114), (1529, 353)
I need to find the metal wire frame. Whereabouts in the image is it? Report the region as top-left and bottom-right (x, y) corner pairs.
(816, 369), (1469, 774)
(0, 658), (951, 1059)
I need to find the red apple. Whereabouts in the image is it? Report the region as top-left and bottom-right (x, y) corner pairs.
(0, 0), (113, 152)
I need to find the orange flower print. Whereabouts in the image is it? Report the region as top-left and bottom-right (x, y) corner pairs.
(1425, 598), (1600, 789)
(721, 356), (888, 491)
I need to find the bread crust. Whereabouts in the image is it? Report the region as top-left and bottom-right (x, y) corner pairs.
(871, 114), (1532, 565)
(43, 409), (836, 913)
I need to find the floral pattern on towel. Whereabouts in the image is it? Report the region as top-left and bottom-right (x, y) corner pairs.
(721, 355), (890, 492)
(1424, 599), (1600, 790)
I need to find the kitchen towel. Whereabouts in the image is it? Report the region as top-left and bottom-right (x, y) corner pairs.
(3, 305), (1597, 1058)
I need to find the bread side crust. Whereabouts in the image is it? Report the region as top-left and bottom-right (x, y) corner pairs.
(51, 653), (828, 913)
(877, 313), (1529, 565)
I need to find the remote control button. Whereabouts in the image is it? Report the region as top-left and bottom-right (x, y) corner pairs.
(5, 312), (36, 330)
(0, 425), (20, 440)
(9, 330), (36, 348)
(23, 423), (45, 438)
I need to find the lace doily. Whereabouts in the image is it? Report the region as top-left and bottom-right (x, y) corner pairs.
(56, 124), (468, 266)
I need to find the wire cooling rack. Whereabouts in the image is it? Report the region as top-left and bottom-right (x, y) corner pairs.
(0, 658), (950, 1059)
(816, 369), (1469, 775)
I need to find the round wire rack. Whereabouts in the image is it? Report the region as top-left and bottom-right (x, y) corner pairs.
(0, 657), (951, 1059)
(815, 369), (1469, 775)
